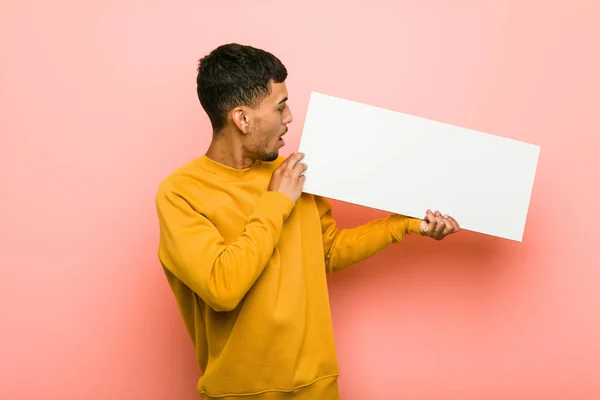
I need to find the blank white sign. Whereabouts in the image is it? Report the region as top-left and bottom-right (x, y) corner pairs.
(297, 92), (540, 242)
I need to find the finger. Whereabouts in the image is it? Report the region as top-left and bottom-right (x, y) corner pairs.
(419, 213), (430, 235)
(434, 219), (446, 236)
(291, 153), (305, 170)
(292, 152), (305, 163)
(275, 159), (289, 174)
(450, 219), (459, 232)
(283, 154), (296, 170)
(445, 215), (460, 231)
(425, 214), (437, 234)
(434, 210), (442, 217)
(424, 209), (433, 221)
(293, 162), (307, 177)
(440, 215), (455, 233)
(424, 211), (432, 222)
(453, 217), (460, 231)
(282, 152), (302, 169)
(442, 222), (454, 235)
(282, 152), (297, 164)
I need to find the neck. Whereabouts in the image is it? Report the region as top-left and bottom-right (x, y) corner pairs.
(205, 127), (256, 169)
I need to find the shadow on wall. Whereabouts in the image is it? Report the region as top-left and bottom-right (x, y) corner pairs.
(135, 227), (201, 393)
(325, 198), (509, 292)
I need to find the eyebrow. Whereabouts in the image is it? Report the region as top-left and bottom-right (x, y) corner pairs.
(278, 96), (288, 105)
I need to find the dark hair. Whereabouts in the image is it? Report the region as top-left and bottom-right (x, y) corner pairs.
(196, 43), (288, 132)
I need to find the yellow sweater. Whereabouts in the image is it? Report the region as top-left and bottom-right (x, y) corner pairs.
(155, 155), (422, 399)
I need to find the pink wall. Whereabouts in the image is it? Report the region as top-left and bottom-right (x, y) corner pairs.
(1, 1), (599, 398)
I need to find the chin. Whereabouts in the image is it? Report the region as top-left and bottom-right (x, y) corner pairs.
(261, 151), (279, 162)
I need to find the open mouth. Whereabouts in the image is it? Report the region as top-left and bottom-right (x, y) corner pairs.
(278, 128), (288, 145)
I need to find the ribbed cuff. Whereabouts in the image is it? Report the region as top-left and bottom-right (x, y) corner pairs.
(389, 214), (423, 242)
(407, 217), (423, 235)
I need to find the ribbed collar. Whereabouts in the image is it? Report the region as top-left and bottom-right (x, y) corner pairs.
(196, 155), (265, 182)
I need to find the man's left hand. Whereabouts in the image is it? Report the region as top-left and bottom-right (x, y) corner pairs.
(419, 210), (460, 240)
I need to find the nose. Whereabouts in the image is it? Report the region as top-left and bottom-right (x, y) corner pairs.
(284, 106), (293, 124)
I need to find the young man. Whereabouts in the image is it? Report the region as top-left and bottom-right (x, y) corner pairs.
(155, 43), (459, 399)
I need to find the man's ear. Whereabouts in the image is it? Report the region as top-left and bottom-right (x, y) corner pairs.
(231, 107), (250, 134)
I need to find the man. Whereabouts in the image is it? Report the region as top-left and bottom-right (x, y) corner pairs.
(155, 43), (459, 399)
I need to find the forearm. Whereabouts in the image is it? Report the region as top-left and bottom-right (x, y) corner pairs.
(325, 214), (422, 273)
(200, 195), (292, 310)
(158, 190), (295, 312)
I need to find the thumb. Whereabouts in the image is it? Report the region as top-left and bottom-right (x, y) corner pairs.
(420, 210), (434, 234)
(420, 219), (428, 234)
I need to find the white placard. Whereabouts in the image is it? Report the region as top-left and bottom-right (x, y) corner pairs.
(297, 92), (540, 242)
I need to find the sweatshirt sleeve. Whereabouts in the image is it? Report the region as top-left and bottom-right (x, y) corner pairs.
(315, 196), (422, 274)
(156, 183), (295, 312)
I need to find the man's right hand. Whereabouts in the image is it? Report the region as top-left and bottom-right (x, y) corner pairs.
(268, 152), (307, 203)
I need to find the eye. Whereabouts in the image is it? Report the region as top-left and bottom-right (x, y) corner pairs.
(278, 104), (286, 112)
